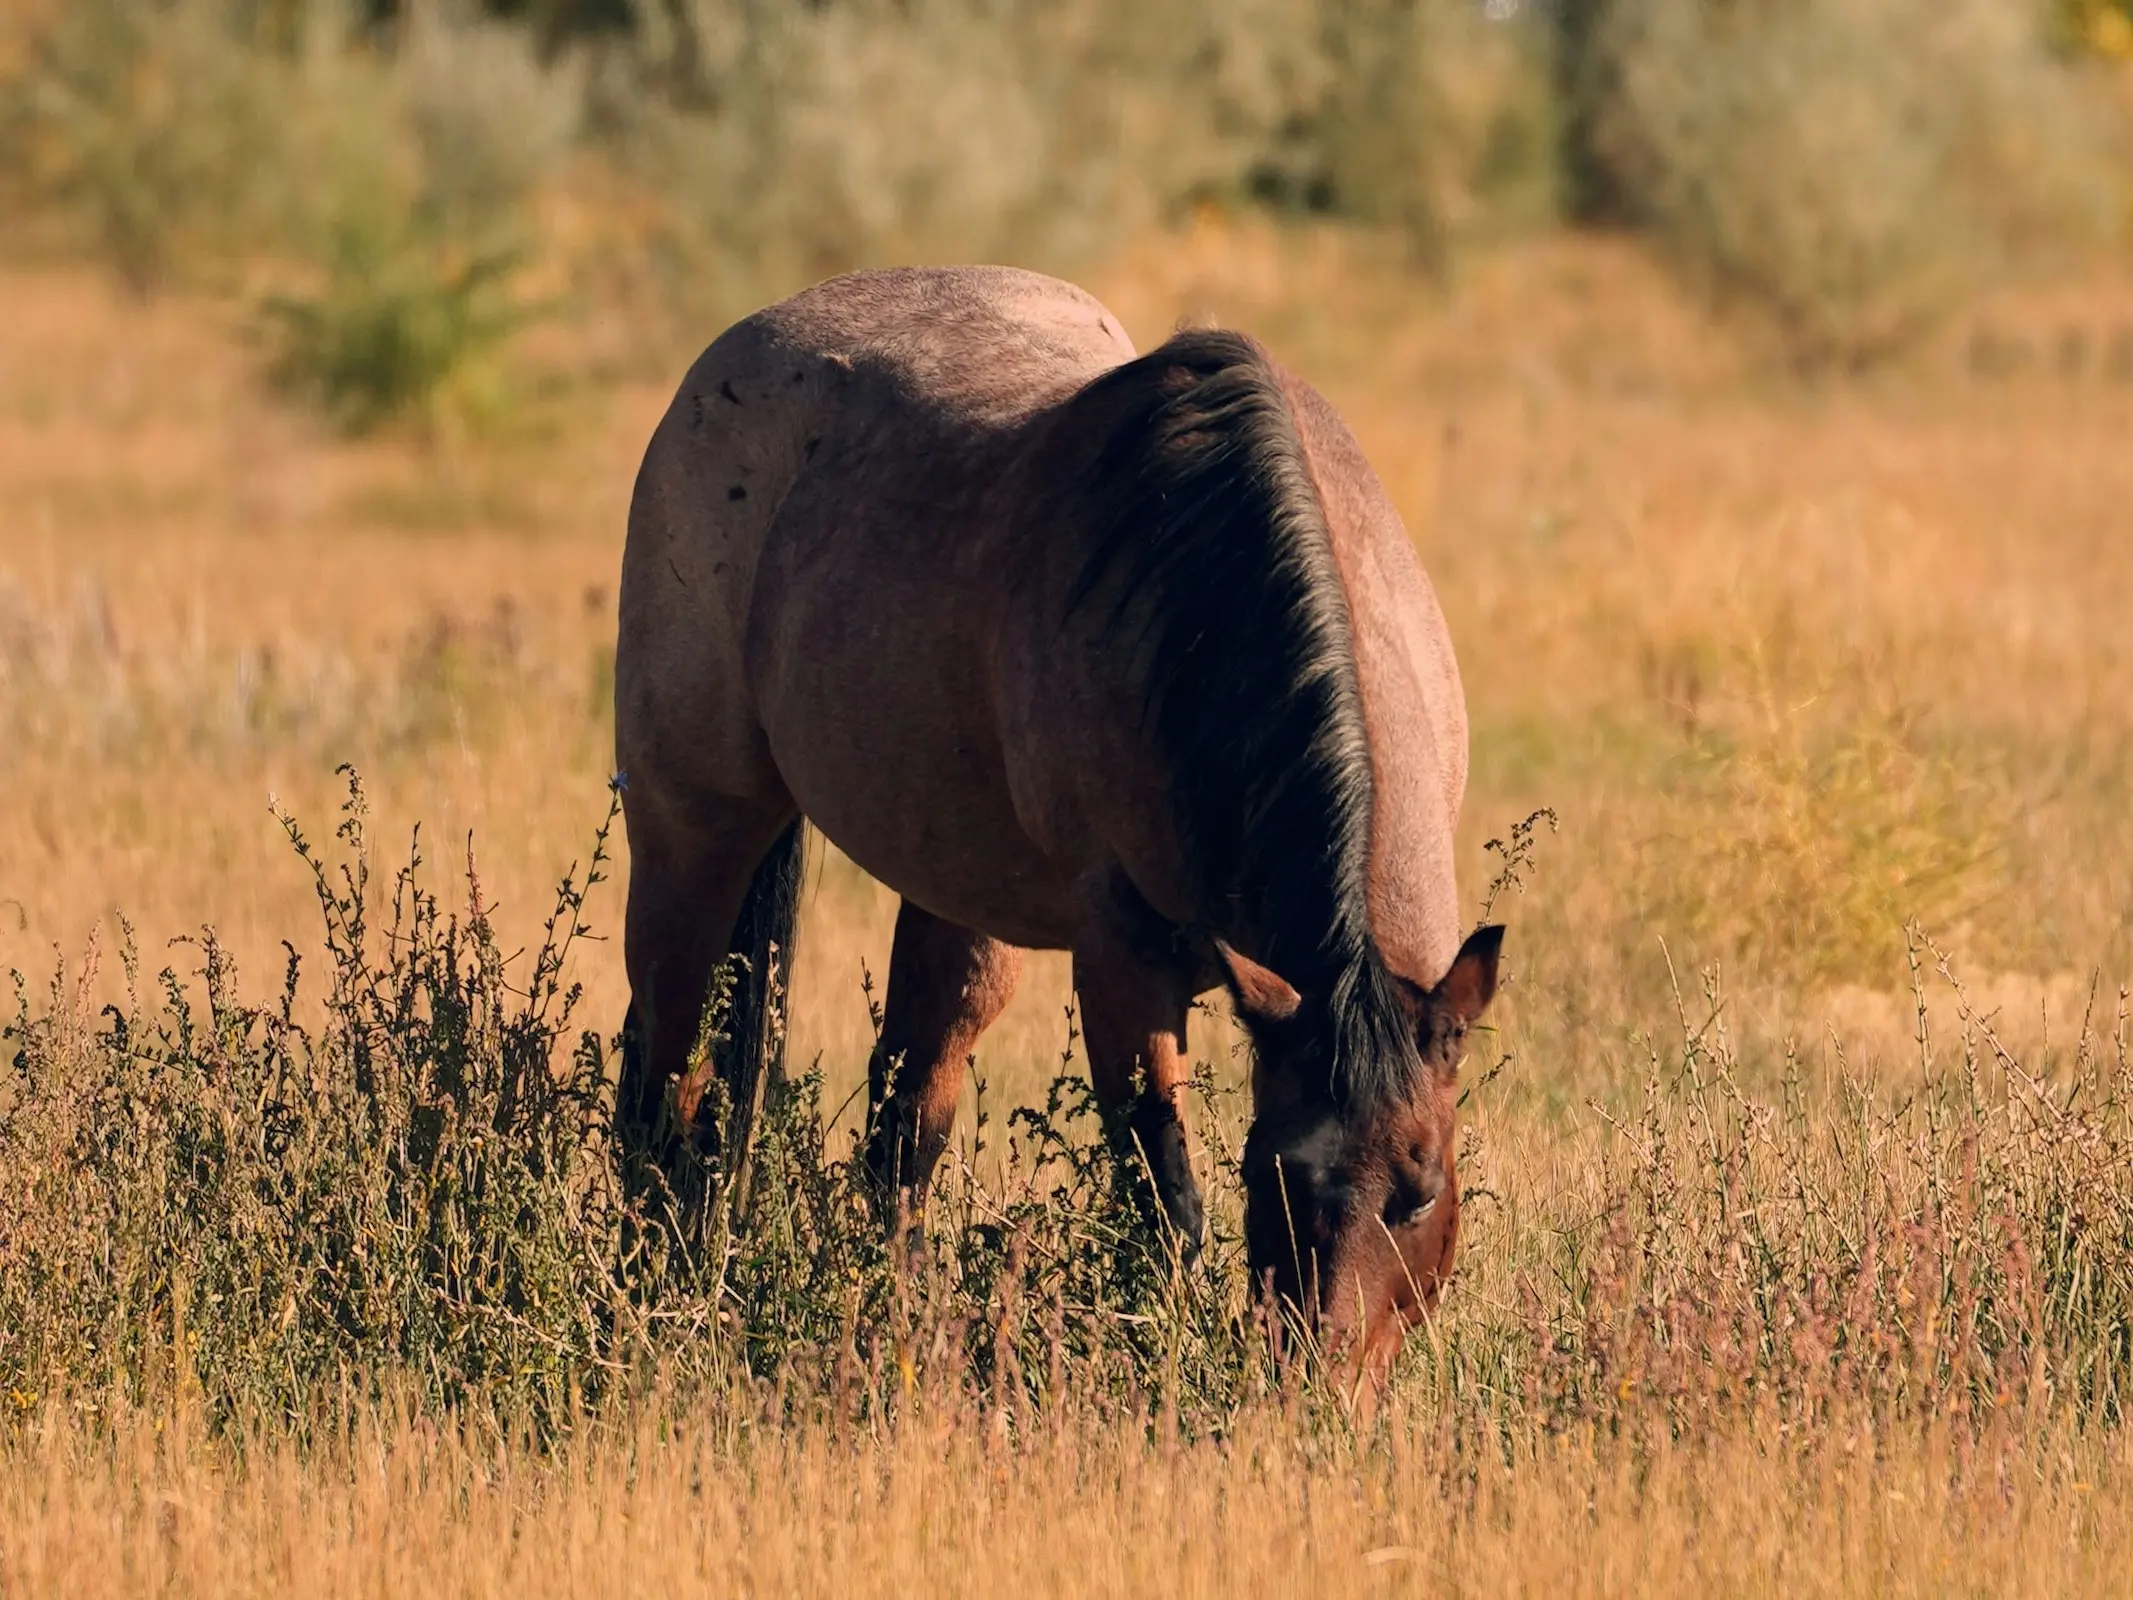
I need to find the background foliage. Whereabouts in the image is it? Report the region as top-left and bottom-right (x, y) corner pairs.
(2, 0), (2125, 424)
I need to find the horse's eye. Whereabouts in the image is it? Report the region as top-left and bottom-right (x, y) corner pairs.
(1386, 1165), (1442, 1231)
(1395, 1201), (1434, 1230)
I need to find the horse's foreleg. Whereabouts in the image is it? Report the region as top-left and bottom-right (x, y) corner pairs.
(1073, 888), (1206, 1252)
(864, 901), (1024, 1226)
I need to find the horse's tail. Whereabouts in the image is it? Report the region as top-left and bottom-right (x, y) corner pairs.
(717, 817), (810, 1161)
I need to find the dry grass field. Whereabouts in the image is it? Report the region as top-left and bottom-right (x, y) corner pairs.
(5, 209), (2133, 1594)
(9, 1403), (2133, 1597)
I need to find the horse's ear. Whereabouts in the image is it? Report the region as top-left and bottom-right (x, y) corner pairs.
(1215, 940), (1303, 1025)
(1436, 925), (1504, 1026)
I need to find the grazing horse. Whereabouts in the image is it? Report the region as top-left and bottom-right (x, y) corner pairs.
(615, 266), (1500, 1380)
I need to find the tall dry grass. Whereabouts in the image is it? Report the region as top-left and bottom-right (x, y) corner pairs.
(5, 789), (2133, 1592)
(3, 21), (2133, 1575)
(6, 1402), (2133, 1598)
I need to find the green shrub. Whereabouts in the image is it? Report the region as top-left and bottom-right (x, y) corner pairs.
(599, 0), (1310, 314)
(590, 0), (1560, 323)
(253, 12), (574, 433)
(0, 3), (570, 429)
(1561, 0), (2123, 365)
(262, 221), (532, 436)
(1302, 0), (1558, 261)
(7, 0), (2122, 367)
(0, 0), (286, 288)
(396, 6), (581, 245)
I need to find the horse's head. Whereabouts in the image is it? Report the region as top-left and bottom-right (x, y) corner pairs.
(1222, 924), (1502, 1387)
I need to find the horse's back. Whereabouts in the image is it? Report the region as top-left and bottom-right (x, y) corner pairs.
(757, 266), (1136, 423)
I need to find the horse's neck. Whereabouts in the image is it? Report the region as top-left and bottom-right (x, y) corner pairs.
(1278, 382), (1468, 992)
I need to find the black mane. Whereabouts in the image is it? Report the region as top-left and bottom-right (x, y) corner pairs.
(1063, 329), (1421, 1111)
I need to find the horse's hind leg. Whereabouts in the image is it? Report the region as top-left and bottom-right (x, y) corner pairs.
(1072, 876), (1207, 1251)
(864, 901), (1024, 1221)
(619, 790), (796, 1146)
